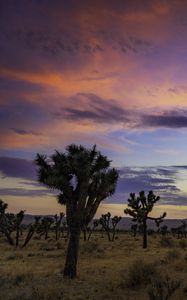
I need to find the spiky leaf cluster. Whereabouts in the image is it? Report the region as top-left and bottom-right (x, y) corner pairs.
(35, 145), (118, 227)
(124, 191), (166, 223)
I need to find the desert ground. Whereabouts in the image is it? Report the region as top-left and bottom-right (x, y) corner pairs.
(0, 231), (186, 300)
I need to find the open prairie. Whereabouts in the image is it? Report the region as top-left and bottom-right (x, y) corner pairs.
(0, 232), (187, 300)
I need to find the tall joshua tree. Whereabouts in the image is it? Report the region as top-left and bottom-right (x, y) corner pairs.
(0, 199), (14, 245)
(35, 144), (118, 278)
(124, 191), (166, 248)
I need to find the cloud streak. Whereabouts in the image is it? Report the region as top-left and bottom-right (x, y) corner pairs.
(54, 93), (187, 129)
(0, 156), (186, 206)
(0, 157), (36, 180)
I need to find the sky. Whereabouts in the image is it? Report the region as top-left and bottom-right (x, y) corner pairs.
(0, 0), (187, 219)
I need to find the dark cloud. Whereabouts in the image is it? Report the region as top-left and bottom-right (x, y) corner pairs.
(55, 93), (131, 124)
(11, 128), (42, 136)
(0, 0), (155, 72)
(1, 156), (186, 205)
(172, 165), (187, 169)
(53, 93), (187, 129)
(0, 157), (36, 180)
(107, 166), (185, 205)
(0, 187), (52, 197)
(142, 113), (187, 128)
(117, 166), (179, 194)
(159, 194), (187, 206)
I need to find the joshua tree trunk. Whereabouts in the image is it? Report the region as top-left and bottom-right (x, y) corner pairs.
(106, 229), (111, 241)
(143, 219), (147, 249)
(21, 228), (35, 248)
(0, 214), (14, 246)
(111, 226), (116, 241)
(82, 226), (87, 241)
(87, 229), (93, 241)
(63, 226), (81, 278)
(16, 226), (20, 247)
(4, 227), (14, 246)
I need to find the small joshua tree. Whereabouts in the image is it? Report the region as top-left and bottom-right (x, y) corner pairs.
(111, 215), (122, 241)
(0, 200), (26, 246)
(155, 218), (164, 234)
(87, 220), (99, 241)
(22, 216), (41, 248)
(54, 213), (64, 240)
(99, 212), (111, 241)
(15, 210), (25, 247)
(35, 144), (118, 278)
(131, 223), (138, 238)
(37, 216), (54, 240)
(0, 200), (14, 245)
(124, 191), (166, 248)
(99, 212), (121, 241)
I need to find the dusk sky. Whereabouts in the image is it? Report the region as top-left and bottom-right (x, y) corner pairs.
(1, 0), (187, 218)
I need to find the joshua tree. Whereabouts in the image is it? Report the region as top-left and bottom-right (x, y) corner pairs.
(124, 191), (166, 248)
(21, 216), (41, 248)
(15, 210), (25, 247)
(99, 212), (121, 241)
(99, 212), (111, 241)
(0, 200), (14, 245)
(35, 144), (118, 278)
(38, 216), (54, 240)
(61, 221), (69, 239)
(54, 213), (64, 240)
(160, 225), (168, 236)
(111, 215), (122, 241)
(87, 220), (99, 241)
(155, 218), (163, 234)
(171, 221), (187, 238)
(131, 223), (138, 238)
(81, 224), (88, 241)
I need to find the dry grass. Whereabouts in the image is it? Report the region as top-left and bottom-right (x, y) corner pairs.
(0, 232), (186, 300)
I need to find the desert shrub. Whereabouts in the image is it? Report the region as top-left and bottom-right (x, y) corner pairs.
(80, 241), (104, 255)
(159, 237), (174, 248)
(14, 274), (25, 286)
(179, 239), (187, 249)
(56, 242), (63, 250)
(148, 275), (181, 300)
(165, 249), (180, 262)
(31, 286), (63, 300)
(27, 253), (35, 257)
(13, 273), (34, 286)
(126, 259), (158, 289)
(183, 284), (187, 294)
(0, 275), (8, 288)
(6, 253), (23, 260)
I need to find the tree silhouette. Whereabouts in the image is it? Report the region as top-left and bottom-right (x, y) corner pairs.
(37, 216), (54, 240)
(35, 144), (118, 278)
(99, 212), (121, 241)
(131, 223), (138, 238)
(15, 210), (25, 247)
(54, 213), (64, 240)
(124, 191), (166, 248)
(21, 216), (41, 248)
(0, 200), (14, 245)
(87, 220), (99, 241)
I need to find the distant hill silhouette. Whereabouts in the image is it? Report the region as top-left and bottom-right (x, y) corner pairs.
(22, 214), (186, 229)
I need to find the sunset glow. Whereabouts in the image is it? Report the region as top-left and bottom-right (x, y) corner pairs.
(1, 0), (187, 218)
